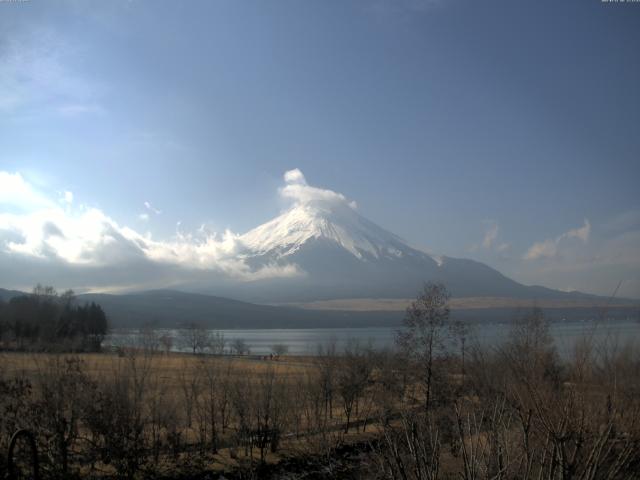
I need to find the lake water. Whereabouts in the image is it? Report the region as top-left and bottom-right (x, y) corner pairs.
(105, 319), (640, 358)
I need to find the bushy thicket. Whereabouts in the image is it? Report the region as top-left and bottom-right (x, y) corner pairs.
(0, 285), (108, 352)
(370, 285), (640, 480)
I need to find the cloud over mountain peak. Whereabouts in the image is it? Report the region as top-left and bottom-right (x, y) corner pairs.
(280, 169), (357, 210)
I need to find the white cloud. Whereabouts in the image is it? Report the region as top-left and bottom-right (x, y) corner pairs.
(471, 221), (509, 255)
(524, 219), (591, 260)
(523, 239), (557, 261)
(283, 168), (306, 185)
(0, 171), (55, 211)
(513, 215), (640, 298)
(565, 219), (591, 243)
(280, 168), (356, 210)
(1, 169), (359, 290)
(0, 170), (302, 289)
(482, 222), (498, 249)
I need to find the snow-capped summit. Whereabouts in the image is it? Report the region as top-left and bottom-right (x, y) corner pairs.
(241, 202), (414, 261)
(241, 168), (440, 266)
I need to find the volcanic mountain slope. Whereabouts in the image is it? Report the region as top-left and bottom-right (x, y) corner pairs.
(205, 201), (595, 303)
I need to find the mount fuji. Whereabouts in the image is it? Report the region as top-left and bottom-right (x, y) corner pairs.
(201, 189), (592, 304)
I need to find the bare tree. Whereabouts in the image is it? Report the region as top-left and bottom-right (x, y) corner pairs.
(451, 320), (471, 387)
(178, 359), (201, 429)
(179, 322), (212, 354)
(196, 356), (233, 453)
(231, 338), (250, 355)
(230, 375), (253, 458)
(138, 325), (161, 354)
(252, 366), (288, 462)
(337, 340), (372, 433)
(210, 331), (226, 355)
(159, 333), (173, 354)
(396, 282), (451, 413)
(316, 339), (338, 423)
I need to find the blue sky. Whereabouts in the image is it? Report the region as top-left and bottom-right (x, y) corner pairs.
(1, 0), (639, 298)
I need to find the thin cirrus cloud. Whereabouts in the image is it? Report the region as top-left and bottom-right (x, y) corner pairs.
(144, 201), (162, 215)
(139, 201), (161, 221)
(0, 170), (301, 291)
(523, 219), (591, 260)
(515, 216), (639, 299)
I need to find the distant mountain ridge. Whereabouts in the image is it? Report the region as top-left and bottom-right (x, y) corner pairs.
(0, 288), (24, 302)
(69, 289), (404, 329)
(1, 288), (636, 329)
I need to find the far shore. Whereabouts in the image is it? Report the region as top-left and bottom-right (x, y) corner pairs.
(279, 296), (640, 311)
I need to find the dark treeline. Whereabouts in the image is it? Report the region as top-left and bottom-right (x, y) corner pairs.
(0, 285), (108, 351)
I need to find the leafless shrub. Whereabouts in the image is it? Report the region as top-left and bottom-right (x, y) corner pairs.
(0, 375), (34, 478)
(373, 411), (442, 480)
(31, 355), (93, 476)
(459, 308), (640, 479)
(81, 351), (152, 478)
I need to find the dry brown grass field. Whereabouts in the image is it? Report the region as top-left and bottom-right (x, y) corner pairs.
(0, 350), (315, 383)
(0, 348), (397, 478)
